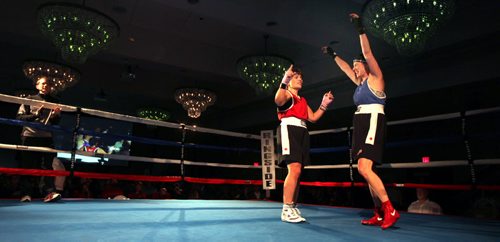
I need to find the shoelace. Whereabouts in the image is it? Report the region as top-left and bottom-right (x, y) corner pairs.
(291, 207), (301, 217)
(288, 207), (304, 220)
(292, 205), (301, 215)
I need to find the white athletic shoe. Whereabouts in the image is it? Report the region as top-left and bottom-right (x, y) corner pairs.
(293, 203), (302, 215)
(281, 204), (306, 223)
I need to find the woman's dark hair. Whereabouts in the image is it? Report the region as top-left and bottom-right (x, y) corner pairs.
(292, 66), (303, 76)
(353, 54), (366, 63)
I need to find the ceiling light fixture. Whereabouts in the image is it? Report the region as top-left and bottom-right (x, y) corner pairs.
(236, 34), (292, 94)
(175, 88), (216, 119)
(37, 2), (120, 64)
(137, 108), (171, 121)
(362, 0), (455, 56)
(22, 60), (80, 93)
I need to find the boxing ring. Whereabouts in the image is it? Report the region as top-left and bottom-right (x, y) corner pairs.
(1, 199), (499, 242)
(0, 93), (499, 241)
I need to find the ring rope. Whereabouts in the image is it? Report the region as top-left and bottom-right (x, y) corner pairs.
(2, 142), (499, 170)
(2, 93), (499, 193)
(0, 93), (260, 139)
(0, 143), (260, 168)
(2, 93), (499, 138)
(5, 115), (496, 155)
(304, 159), (500, 169)
(0, 167), (182, 182)
(0, 117), (262, 152)
(308, 106), (500, 135)
(1, 167), (498, 191)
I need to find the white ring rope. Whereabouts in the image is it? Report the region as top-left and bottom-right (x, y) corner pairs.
(183, 160), (260, 169)
(0, 93), (76, 112)
(308, 106), (500, 135)
(309, 127), (349, 136)
(0, 143), (180, 164)
(0, 143), (259, 169)
(2, 93), (499, 138)
(387, 113), (460, 126)
(304, 159), (500, 169)
(0, 93), (260, 140)
(1, 143), (499, 170)
(1, 93), (499, 171)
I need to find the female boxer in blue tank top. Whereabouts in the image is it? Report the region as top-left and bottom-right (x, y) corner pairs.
(322, 13), (399, 230)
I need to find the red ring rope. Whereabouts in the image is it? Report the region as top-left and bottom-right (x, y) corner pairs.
(1, 167), (499, 190)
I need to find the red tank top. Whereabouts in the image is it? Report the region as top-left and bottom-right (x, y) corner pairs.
(277, 92), (308, 121)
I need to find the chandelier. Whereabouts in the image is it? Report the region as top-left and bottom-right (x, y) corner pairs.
(137, 108), (171, 121)
(362, 0), (455, 56)
(175, 88), (216, 118)
(22, 60), (80, 93)
(236, 35), (292, 94)
(37, 3), (120, 64)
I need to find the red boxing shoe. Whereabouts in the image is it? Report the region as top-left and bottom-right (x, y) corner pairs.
(43, 192), (61, 203)
(381, 201), (400, 230)
(361, 207), (383, 226)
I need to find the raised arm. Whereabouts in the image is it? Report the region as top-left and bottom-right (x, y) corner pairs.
(322, 46), (358, 85)
(307, 91), (334, 123)
(274, 65), (294, 106)
(350, 13), (385, 92)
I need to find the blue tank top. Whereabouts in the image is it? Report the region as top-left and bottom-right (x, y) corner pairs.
(353, 79), (386, 106)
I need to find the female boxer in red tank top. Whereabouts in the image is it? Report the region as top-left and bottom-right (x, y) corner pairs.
(275, 65), (334, 223)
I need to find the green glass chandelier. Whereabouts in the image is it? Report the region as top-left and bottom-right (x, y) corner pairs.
(237, 56), (292, 94)
(175, 88), (216, 119)
(236, 35), (292, 94)
(37, 3), (120, 64)
(362, 0), (455, 56)
(137, 108), (171, 121)
(22, 60), (80, 93)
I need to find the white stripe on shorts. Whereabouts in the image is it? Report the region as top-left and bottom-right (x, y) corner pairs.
(365, 113), (378, 145)
(355, 104), (384, 145)
(280, 117), (307, 155)
(280, 124), (290, 155)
